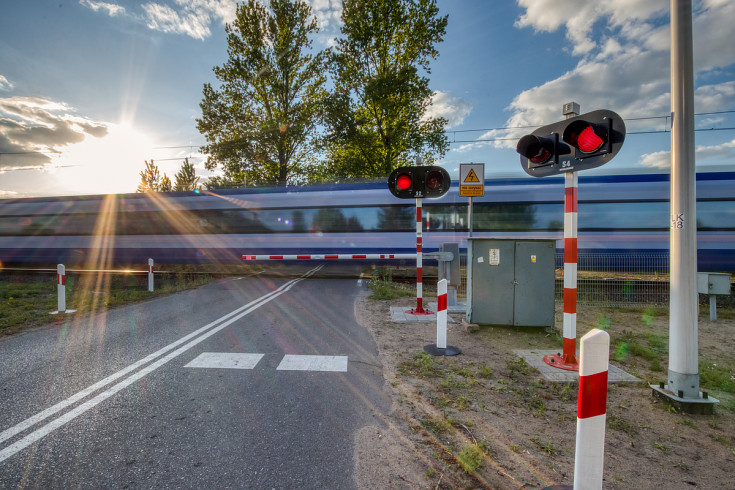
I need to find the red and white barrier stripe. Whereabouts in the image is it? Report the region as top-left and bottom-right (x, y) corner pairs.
(243, 254), (415, 261)
(563, 171), (579, 366)
(415, 197), (425, 313)
(57, 263), (66, 312)
(436, 279), (447, 348)
(574, 328), (610, 489)
(148, 258), (154, 292)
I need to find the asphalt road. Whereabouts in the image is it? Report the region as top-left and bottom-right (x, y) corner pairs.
(0, 265), (390, 488)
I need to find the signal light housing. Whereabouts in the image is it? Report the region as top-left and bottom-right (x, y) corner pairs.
(388, 165), (450, 199)
(516, 109), (626, 177)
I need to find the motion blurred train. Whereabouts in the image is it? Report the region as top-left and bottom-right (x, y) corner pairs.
(0, 170), (733, 270)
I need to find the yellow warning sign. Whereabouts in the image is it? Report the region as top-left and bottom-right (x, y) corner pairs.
(459, 163), (484, 197)
(464, 169), (480, 183)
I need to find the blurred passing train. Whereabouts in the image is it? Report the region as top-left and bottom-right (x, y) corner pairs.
(0, 170), (733, 270)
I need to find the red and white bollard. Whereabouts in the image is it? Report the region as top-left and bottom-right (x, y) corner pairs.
(148, 258), (154, 292)
(574, 328), (610, 489)
(50, 264), (75, 314)
(57, 264), (66, 312)
(423, 279), (461, 356)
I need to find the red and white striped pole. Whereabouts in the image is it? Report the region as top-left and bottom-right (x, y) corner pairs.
(148, 258), (154, 292)
(563, 171), (579, 366)
(410, 197), (430, 314)
(574, 328), (610, 489)
(57, 263), (66, 313)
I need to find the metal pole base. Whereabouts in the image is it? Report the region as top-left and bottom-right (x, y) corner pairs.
(405, 308), (434, 316)
(651, 383), (719, 415)
(424, 344), (461, 356)
(542, 353), (579, 371)
(50, 309), (77, 315)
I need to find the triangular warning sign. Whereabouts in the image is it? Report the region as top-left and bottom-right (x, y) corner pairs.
(464, 169), (480, 183)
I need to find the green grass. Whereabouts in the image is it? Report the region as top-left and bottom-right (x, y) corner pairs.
(0, 270), (214, 335)
(456, 444), (484, 474)
(699, 361), (735, 394)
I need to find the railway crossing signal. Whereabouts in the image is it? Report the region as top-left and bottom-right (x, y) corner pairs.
(516, 109), (626, 177)
(388, 165), (450, 199)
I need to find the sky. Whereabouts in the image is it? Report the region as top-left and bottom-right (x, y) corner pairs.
(0, 0), (734, 198)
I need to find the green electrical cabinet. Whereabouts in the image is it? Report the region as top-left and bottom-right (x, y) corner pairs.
(467, 238), (555, 327)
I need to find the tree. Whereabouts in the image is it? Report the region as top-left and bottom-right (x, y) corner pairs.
(159, 174), (172, 192)
(174, 158), (200, 191)
(197, 0), (327, 186)
(137, 160), (162, 193)
(323, 0), (449, 178)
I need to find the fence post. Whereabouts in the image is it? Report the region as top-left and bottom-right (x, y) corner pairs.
(148, 258), (154, 292)
(574, 328), (610, 489)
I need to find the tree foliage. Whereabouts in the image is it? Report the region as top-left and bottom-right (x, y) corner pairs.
(174, 158), (200, 191)
(197, 0), (327, 186)
(137, 160), (163, 193)
(322, 0), (449, 178)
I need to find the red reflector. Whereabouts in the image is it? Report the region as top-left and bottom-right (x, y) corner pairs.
(396, 173), (412, 190)
(577, 126), (604, 153)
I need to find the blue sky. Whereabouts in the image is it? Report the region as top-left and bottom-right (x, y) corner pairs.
(0, 0), (734, 197)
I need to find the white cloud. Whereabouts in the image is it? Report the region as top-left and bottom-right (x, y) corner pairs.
(457, 1), (735, 154)
(515, 0), (668, 56)
(423, 91), (472, 128)
(0, 75), (13, 91)
(79, 0), (126, 16)
(141, 0), (237, 40)
(0, 96), (108, 169)
(639, 139), (735, 169)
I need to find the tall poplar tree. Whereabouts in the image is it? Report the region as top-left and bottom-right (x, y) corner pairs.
(322, 0), (449, 178)
(197, 0), (327, 186)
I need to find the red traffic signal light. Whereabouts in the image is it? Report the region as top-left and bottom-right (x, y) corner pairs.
(388, 166), (450, 199)
(516, 109), (625, 177)
(396, 172), (413, 191)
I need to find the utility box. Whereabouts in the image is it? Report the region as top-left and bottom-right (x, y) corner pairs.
(467, 238), (555, 327)
(697, 272), (731, 295)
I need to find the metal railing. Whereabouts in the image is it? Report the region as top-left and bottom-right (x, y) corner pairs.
(456, 253), (673, 307)
(558, 253), (670, 305)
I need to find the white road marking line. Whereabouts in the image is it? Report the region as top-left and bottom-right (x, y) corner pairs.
(185, 353), (264, 370)
(0, 265), (323, 463)
(276, 355), (348, 372)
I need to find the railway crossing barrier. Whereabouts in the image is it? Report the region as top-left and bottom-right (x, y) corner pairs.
(242, 250), (459, 314)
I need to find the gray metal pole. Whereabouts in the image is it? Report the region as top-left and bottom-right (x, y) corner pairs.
(668, 0), (699, 399)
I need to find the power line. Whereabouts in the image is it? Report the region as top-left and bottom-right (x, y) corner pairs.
(1, 111), (734, 156)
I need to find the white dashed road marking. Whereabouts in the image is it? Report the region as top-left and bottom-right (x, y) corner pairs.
(185, 353), (264, 370)
(276, 355), (348, 372)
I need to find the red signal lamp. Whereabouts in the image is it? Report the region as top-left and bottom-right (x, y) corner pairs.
(396, 172), (412, 191)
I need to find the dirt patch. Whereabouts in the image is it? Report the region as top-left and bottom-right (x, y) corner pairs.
(354, 292), (735, 489)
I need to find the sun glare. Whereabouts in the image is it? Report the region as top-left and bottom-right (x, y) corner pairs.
(53, 123), (154, 195)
